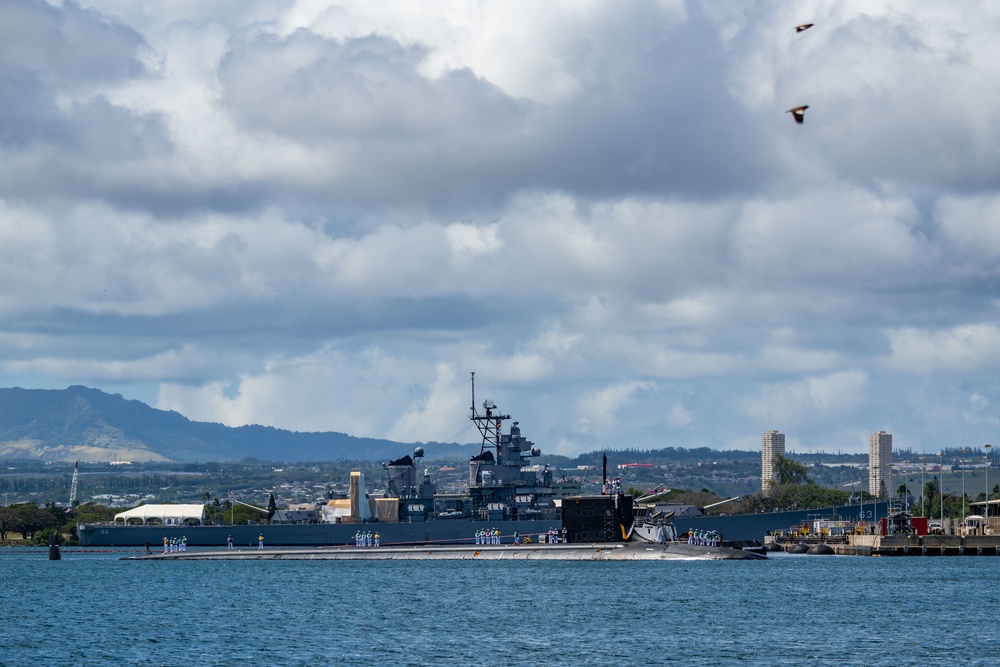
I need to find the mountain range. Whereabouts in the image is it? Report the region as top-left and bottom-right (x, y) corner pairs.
(0, 386), (472, 463)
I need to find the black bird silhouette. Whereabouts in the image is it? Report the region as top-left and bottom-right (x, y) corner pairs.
(786, 106), (809, 124)
(795, 23), (814, 33)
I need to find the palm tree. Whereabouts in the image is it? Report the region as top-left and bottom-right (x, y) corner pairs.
(924, 477), (940, 516)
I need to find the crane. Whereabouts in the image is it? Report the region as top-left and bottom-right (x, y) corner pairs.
(69, 460), (79, 508)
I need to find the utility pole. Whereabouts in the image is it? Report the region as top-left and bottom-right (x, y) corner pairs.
(920, 456), (926, 517)
(940, 452), (945, 526)
(986, 444), (992, 527)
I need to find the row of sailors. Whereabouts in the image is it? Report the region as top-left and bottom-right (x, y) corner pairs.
(603, 477), (623, 495)
(478, 527), (570, 545)
(163, 536), (187, 553)
(476, 528), (501, 545)
(546, 527), (568, 544)
(354, 531), (380, 547)
(687, 529), (719, 547)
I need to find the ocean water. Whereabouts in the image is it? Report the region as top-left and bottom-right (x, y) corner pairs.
(2, 548), (999, 666)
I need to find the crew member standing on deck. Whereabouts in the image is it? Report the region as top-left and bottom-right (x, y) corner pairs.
(374, 531), (380, 547)
(258, 533), (264, 550)
(163, 536), (168, 554)
(227, 535), (233, 550)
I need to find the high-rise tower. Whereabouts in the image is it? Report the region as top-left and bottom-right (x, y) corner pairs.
(869, 431), (892, 498)
(761, 430), (786, 495)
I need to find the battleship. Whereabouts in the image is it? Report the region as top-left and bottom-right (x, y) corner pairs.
(80, 374), (631, 548)
(78, 374), (873, 552)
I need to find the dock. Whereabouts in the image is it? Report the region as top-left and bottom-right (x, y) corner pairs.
(125, 541), (765, 561)
(768, 534), (1000, 556)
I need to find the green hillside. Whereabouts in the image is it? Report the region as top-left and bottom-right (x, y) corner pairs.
(0, 386), (467, 463)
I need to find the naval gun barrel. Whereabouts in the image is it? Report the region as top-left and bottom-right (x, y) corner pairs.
(230, 499), (270, 514)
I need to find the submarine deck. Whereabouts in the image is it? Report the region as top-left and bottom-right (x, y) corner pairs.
(125, 542), (765, 561)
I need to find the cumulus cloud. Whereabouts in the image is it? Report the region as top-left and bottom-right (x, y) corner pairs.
(2, 1), (1000, 456)
(734, 371), (871, 450)
(0, 0), (170, 204)
(884, 324), (1000, 373)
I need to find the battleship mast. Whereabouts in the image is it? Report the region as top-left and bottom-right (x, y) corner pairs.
(470, 371), (510, 458)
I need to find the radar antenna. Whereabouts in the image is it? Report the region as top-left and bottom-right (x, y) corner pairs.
(470, 371), (509, 457)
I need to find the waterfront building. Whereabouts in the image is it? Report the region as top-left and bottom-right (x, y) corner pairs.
(869, 431), (892, 498)
(761, 430), (785, 495)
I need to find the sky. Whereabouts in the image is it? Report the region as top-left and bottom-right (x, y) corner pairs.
(1, 0), (999, 457)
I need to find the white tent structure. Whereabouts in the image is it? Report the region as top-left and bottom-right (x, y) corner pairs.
(114, 504), (206, 525)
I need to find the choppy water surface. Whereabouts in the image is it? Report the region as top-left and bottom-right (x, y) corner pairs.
(2, 548), (998, 666)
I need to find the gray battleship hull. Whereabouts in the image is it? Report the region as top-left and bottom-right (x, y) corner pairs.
(80, 501), (890, 547)
(671, 501), (890, 543)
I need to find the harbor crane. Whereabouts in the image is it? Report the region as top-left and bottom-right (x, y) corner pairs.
(69, 460), (79, 508)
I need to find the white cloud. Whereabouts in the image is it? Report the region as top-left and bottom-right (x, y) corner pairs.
(2, 1), (1000, 457)
(934, 194), (1000, 266)
(574, 380), (654, 433)
(738, 371), (868, 428)
(386, 362), (465, 442)
(885, 324), (1000, 373)
(667, 402), (693, 427)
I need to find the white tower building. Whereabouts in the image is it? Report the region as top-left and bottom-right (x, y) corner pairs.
(762, 430), (786, 495)
(869, 431), (893, 499)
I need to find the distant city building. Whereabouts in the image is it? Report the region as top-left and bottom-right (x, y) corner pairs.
(761, 430), (785, 495)
(869, 431), (892, 498)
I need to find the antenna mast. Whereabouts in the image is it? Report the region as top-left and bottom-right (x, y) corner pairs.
(470, 372), (509, 456)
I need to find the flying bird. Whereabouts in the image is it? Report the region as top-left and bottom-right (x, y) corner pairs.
(786, 106), (809, 124)
(795, 23), (814, 33)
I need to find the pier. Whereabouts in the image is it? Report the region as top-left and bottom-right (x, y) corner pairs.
(768, 534), (1000, 556)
